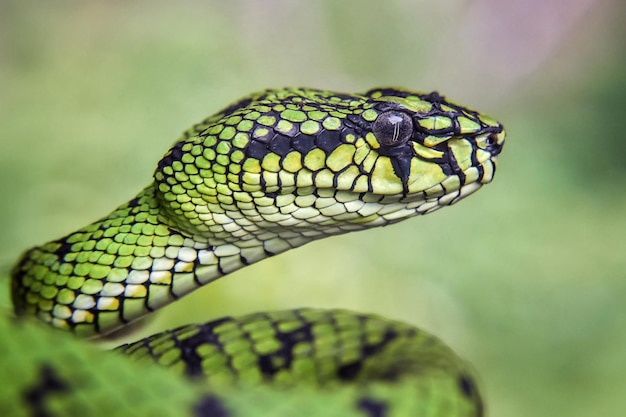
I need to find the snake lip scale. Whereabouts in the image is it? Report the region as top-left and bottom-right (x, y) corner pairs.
(6, 87), (505, 417)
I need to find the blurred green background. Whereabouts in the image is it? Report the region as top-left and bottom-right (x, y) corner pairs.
(1, 1), (624, 416)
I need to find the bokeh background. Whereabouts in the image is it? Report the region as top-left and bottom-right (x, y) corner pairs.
(1, 1), (624, 416)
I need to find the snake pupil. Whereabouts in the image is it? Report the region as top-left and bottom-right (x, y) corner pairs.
(372, 111), (413, 146)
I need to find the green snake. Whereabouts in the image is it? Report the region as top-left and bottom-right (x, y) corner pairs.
(2, 87), (505, 416)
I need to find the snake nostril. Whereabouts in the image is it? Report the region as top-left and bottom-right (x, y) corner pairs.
(486, 133), (503, 156)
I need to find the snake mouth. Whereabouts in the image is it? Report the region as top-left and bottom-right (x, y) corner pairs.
(404, 156), (497, 215)
(448, 156), (496, 194)
(414, 129), (504, 212)
(333, 155), (498, 229)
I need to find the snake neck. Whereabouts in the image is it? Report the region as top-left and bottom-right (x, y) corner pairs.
(11, 184), (310, 336)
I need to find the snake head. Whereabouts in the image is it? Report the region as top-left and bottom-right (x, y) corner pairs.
(354, 87), (505, 208)
(155, 87), (505, 240)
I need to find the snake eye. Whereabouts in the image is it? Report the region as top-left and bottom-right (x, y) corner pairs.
(372, 111), (413, 146)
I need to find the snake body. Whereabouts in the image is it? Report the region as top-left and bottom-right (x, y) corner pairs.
(4, 87), (505, 416)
